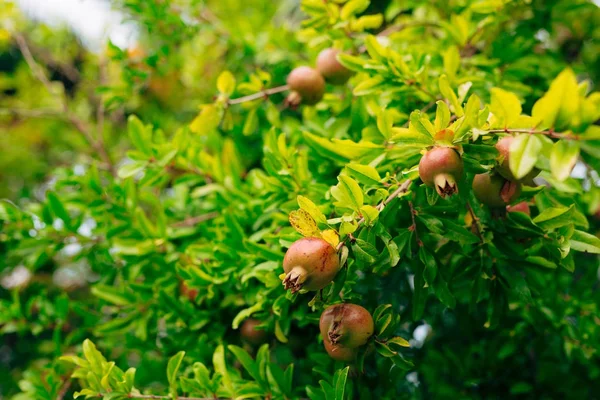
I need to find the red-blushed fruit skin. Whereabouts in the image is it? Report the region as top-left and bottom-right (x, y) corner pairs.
(323, 339), (357, 362)
(286, 66), (325, 105)
(240, 318), (268, 346)
(283, 237), (340, 291)
(180, 281), (198, 302)
(495, 136), (540, 183)
(316, 48), (353, 85)
(507, 201), (531, 215)
(418, 147), (463, 186)
(472, 173), (522, 207)
(319, 304), (374, 349)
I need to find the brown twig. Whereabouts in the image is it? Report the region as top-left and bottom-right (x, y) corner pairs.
(171, 212), (219, 228)
(13, 33), (115, 174)
(227, 85), (289, 105)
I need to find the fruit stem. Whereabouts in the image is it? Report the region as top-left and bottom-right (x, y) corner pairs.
(227, 85), (289, 105)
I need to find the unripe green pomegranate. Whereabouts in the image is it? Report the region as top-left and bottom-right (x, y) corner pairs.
(507, 201), (531, 215)
(240, 318), (268, 346)
(418, 147), (464, 198)
(319, 304), (374, 349)
(323, 339), (357, 362)
(286, 66), (325, 106)
(316, 48), (353, 85)
(472, 173), (522, 208)
(282, 237), (340, 293)
(495, 136), (540, 183)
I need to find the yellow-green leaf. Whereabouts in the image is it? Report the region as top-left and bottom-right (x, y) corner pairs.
(217, 71), (236, 95)
(550, 140), (579, 182)
(532, 68), (579, 130)
(289, 209), (319, 237)
(490, 88), (522, 128)
(509, 134), (542, 180)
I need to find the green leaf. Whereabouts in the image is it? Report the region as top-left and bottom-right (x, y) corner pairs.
(117, 162), (146, 179)
(377, 109), (395, 139)
(388, 336), (410, 348)
(331, 175), (364, 212)
(490, 88), (522, 128)
(409, 110), (436, 138)
(340, 0), (369, 20)
(302, 131), (382, 162)
(509, 134), (542, 180)
(167, 351), (185, 399)
(217, 71), (236, 95)
(345, 163), (381, 185)
(439, 74), (463, 117)
(533, 206), (575, 231)
(389, 127), (435, 147)
(550, 140), (579, 182)
(90, 285), (134, 306)
(434, 101), (450, 132)
(419, 247), (437, 285)
(334, 366), (350, 400)
(353, 239), (378, 263)
(127, 115), (152, 155)
(228, 345), (261, 382)
(47, 191), (72, 229)
(569, 230), (600, 254)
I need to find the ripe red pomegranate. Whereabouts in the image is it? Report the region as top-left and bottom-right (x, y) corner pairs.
(418, 147), (464, 198)
(495, 136), (540, 184)
(240, 318), (268, 346)
(323, 339), (357, 362)
(282, 237), (340, 293)
(472, 173), (522, 207)
(319, 304), (374, 348)
(316, 48), (353, 85)
(286, 66), (325, 106)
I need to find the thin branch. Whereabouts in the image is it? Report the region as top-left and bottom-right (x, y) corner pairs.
(0, 108), (65, 119)
(227, 85), (289, 105)
(13, 32), (115, 175)
(408, 200), (422, 247)
(171, 212), (219, 228)
(56, 379), (72, 400)
(337, 179), (413, 250)
(466, 201), (492, 257)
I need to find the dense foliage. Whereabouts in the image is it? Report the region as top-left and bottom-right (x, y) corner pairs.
(1, 0), (600, 399)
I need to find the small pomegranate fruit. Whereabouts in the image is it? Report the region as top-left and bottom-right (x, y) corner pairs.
(286, 66), (325, 106)
(323, 339), (357, 362)
(316, 48), (353, 85)
(319, 304), (374, 349)
(472, 173), (522, 207)
(507, 201), (531, 215)
(495, 136), (540, 183)
(180, 281), (198, 301)
(282, 237), (340, 293)
(240, 318), (268, 346)
(418, 147), (464, 198)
